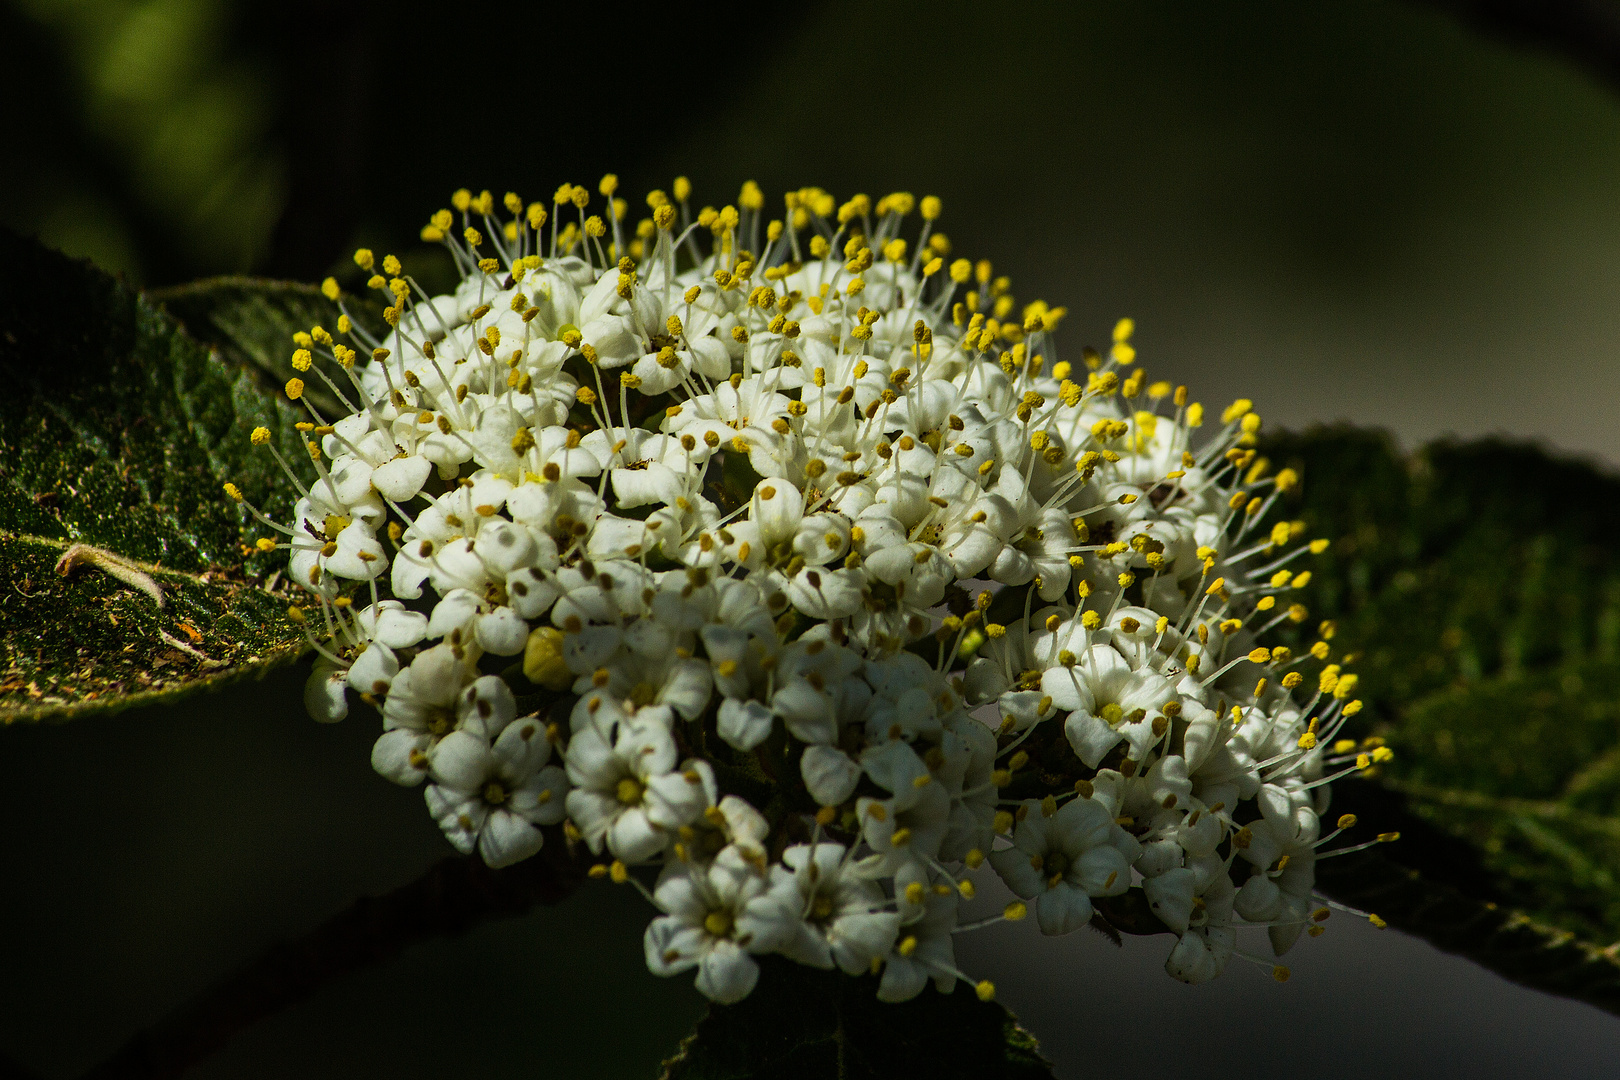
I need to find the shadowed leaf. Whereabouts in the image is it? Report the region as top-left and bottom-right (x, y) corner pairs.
(149, 276), (375, 419)
(1268, 428), (1620, 1012)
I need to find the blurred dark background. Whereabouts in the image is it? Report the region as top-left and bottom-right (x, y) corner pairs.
(5, 0), (1620, 1076)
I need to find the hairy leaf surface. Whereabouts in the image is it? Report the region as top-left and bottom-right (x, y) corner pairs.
(0, 231), (308, 721)
(1270, 429), (1620, 1012)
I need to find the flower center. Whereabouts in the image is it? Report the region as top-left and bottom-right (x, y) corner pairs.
(767, 540), (800, 572)
(1044, 851), (1071, 880)
(482, 780), (509, 805)
(629, 682), (658, 708)
(810, 894), (835, 922)
(703, 910), (734, 938)
(1098, 703), (1123, 726)
(616, 777), (645, 805)
(426, 707), (456, 736)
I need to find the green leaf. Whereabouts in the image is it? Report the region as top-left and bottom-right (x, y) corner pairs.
(658, 959), (1053, 1080)
(1266, 428), (1620, 1011)
(148, 275), (370, 419)
(0, 230), (308, 722)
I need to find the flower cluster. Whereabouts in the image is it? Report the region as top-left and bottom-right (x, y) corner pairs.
(235, 178), (1395, 1003)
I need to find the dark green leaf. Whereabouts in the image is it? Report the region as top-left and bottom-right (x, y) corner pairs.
(0, 230), (308, 722)
(658, 958), (1052, 1080)
(1267, 428), (1620, 1012)
(149, 275), (363, 419)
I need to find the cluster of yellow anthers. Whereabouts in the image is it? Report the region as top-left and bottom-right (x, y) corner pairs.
(229, 176), (1394, 1003)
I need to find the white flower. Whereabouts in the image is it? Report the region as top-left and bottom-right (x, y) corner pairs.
(303, 655), (349, 723)
(644, 847), (791, 1003)
(1046, 645), (1186, 767)
(706, 627), (860, 750)
(856, 741), (951, 875)
(370, 646), (483, 786)
(988, 796), (1136, 936)
(878, 866), (960, 1003)
(771, 844), (901, 974)
(253, 176), (1360, 998)
(1165, 862), (1238, 984)
(355, 599), (429, 650)
(425, 714), (569, 867)
(676, 794), (771, 866)
(390, 472), (518, 599)
(288, 517), (386, 588)
(565, 713), (710, 863)
(345, 641), (398, 698)
(589, 644), (713, 722)
(935, 718), (999, 862)
(663, 376), (800, 481)
(1234, 782), (1323, 956)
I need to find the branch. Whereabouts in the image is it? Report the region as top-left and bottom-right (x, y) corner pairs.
(77, 835), (585, 1080)
(1412, 0), (1620, 95)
